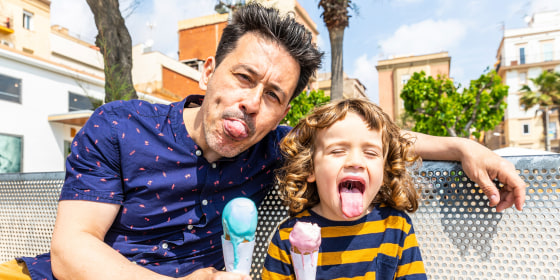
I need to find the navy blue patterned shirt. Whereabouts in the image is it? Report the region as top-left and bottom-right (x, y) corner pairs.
(20, 95), (290, 279)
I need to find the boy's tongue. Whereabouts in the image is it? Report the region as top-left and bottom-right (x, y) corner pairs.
(340, 187), (363, 218)
(224, 119), (248, 139)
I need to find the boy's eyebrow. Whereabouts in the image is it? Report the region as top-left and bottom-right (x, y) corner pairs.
(232, 64), (288, 102)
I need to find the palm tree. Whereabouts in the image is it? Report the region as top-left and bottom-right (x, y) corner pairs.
(318, 0), (352, 101)
(519, 71), (560, 151)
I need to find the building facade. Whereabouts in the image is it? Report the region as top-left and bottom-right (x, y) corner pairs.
(376, 52), (451, 121)
(316, 72), (367, 99)
(0, 0), (197, 173)
(494, 11), (560, 152)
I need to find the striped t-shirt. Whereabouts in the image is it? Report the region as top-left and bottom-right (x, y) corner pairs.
(262, 205), (426, 280)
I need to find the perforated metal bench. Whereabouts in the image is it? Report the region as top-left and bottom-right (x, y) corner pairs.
(1, 156), (559, 279)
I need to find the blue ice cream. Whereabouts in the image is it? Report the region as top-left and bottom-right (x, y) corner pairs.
(222, 197), (258, 270)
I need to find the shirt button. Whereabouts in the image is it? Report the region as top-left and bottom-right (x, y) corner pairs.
(211, 163), (217, 169)
(132, 261), (137, 264)
(187, 225), (193, 230)
(202, 199), (208, 206)
(161, 242), (169, 250)
(195, 150), (202, 156)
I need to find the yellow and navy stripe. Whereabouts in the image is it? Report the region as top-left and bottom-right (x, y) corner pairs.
(262, 205), (426, 280)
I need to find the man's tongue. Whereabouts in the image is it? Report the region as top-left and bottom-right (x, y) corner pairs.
(340, 186), (363, 218)
(224, 119), (248, 139)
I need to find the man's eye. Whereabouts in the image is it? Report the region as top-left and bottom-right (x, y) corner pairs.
(237, 73), (251, 83)
(266, 91), (280, 102)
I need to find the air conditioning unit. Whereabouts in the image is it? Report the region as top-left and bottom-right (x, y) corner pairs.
(0, 39), (14, 48)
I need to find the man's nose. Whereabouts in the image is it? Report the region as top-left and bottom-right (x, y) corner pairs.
(240, 86), (263, 115)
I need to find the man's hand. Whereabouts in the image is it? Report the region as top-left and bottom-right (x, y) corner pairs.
(408, 131), (527, 212)
(459, 141), (526, 212)
(181, 267), (251, 280)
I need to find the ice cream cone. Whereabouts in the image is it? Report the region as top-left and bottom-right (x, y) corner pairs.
(222, 235), (255, 275)
(290, 248), (318, 280)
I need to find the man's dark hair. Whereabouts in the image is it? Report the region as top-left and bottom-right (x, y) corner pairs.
(215, 3), (323, 101)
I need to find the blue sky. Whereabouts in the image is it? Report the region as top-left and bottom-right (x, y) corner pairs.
(51, 0), (560, 102)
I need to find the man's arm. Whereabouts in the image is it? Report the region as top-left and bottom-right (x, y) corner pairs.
(50, 200), (173, 280)
(408, 131), (526, 212)
(50, 201), (251, 280)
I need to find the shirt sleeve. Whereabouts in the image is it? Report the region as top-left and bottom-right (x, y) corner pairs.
(261, 226), (295, 280)
(395, 219), (427, 280)
(59, 103), (125, 204)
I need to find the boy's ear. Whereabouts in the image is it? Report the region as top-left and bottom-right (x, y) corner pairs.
(199, 57), (215, 90)
(306, 172), (316, 183)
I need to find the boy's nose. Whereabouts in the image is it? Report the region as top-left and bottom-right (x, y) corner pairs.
(345, 150), (365, 169)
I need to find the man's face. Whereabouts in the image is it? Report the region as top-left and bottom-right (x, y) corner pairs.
(307, 112), (385, 221)
(198, 32), (298, 161)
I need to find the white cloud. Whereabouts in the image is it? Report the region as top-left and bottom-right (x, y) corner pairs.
(379, 19), (467, 58)
(529, 0), (560, 14)
(350, 54), (379, 103)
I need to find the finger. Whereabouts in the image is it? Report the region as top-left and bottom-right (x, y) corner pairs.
(475, 173), (500, 207)
(495, 188), (516, 212)
(496, 166), (527, 211)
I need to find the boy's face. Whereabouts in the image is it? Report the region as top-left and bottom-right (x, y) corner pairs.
(308, 112), (384, 221)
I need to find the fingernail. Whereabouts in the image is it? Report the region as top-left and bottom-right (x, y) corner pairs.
(490, 195), (497, 202)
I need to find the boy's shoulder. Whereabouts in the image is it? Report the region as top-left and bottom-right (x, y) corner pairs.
(371, 204), (414, 224)
(278, 210), (316, 229)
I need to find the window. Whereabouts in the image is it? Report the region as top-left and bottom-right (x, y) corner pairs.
(68, 92), (94, 111)
(519, 47), (526, 65)
(550, 122), (558, 140)
(401, 74), (410, 86)
(542, 42), (553, 62)
(522, 123), (530, 135)
(0, 133), (22, 173)
(0, 73), (22, 103)
(22, 10), (33, 30)
(519, 72), (527, 85)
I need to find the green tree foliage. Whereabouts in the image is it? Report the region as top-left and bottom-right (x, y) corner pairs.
(519, 70), (560, 151)
(401, 70), (508, 139)
(281, 90), (330, 126)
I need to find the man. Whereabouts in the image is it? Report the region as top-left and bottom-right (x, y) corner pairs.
(0, 4), (525, 280)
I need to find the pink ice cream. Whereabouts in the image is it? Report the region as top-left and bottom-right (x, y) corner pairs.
(289, 221), (321, 280)
(289, 221), (321, 254)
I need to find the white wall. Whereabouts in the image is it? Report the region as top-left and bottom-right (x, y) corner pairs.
(0, 48), (104, 172)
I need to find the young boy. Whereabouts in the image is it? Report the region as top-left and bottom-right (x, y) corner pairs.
(262, 98), (427, 279)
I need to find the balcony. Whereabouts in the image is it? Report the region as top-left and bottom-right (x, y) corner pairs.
(0, 16), (14, 34)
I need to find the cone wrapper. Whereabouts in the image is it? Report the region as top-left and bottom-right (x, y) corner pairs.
(291, 249), (318, 280)
(222, 236), (255, 275)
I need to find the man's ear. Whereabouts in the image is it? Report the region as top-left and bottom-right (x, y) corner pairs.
(199, 57), (215, 90)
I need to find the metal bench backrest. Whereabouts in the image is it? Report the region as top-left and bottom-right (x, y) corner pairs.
(1, 156), (559, 279)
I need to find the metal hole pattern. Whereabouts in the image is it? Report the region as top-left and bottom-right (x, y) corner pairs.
(0, 172), (64, 262)
(250, 184), (289, 279)
(411, 156), (560, 280)
(1, 156), (559, 280)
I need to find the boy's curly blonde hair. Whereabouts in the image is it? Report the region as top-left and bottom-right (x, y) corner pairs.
(277, 98), (420, 215)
